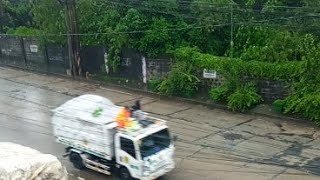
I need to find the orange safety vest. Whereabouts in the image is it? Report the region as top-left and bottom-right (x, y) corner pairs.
(116, 108), (131, 128)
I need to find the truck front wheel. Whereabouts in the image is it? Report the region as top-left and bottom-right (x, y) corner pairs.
(69, 152), (86, 170)
(119, 167), (133, 180)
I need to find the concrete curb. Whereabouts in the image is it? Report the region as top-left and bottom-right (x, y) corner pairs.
(1, 64), (308, 124)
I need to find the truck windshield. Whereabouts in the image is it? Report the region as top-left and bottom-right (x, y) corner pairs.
(139, 128), (171, 159)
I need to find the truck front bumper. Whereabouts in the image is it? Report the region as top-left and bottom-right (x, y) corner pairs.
(140, 162), (175, 180)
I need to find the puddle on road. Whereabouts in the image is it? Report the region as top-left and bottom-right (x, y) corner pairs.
(261, 141), (320, 176)
(223, 133), (243, 141)
(304, 157), (320, 175)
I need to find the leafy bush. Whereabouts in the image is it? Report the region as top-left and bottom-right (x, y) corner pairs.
(147, 79), (162, 92)
(209, 72), (243, 103)
(6, 27), (41, 36)
(227, 84), (262, 112)
(273, 99), (285, 106)
(284, 93), (320, 121)
(209, 85), (230, 102)
(272, 99), (285, 113)
(174, 47), (302, 82)
(283, 45), (320, 121)
(158, 61), (199, 98)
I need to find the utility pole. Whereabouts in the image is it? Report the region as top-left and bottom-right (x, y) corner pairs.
(58, 0), (80, 76)
(0, 0), (4, 33)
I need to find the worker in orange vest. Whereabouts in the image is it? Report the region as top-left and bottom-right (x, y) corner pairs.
(116, 106), (131, 128)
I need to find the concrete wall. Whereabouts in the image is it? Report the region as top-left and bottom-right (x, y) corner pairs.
(146, 58), (171, 80)
(0, 35), (289, 102)
(204, 74), (289, 102)
(255, 79), (289, 102)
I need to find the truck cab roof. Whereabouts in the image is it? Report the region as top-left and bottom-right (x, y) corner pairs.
(116, 116), (168, 140)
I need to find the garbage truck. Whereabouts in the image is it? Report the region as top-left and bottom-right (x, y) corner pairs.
(52, 94), (175, 180)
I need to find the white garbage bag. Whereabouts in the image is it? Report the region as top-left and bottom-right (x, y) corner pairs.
(0, 142), (68, 180)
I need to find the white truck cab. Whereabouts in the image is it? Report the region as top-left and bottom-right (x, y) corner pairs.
(115, 119), (175, 180)
(52, 94), (175, 180)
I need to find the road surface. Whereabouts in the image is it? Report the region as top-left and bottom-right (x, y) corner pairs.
(0, 66), (320, 180)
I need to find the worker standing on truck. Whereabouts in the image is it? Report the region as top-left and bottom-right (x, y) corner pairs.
(116, 106), (132, 128)
(131, 100), (141, 112)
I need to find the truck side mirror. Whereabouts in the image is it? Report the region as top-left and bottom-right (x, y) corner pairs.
(173, 135), (178, 142)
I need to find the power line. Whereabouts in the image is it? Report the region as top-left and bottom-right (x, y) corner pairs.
(102, 0), (199, 20)
(108, 0), (232, 9)
(102, 0), (233, 21)
(1, 14), (318, 37)
(152, 0), (320, 10)
(103, 0), (316, 19)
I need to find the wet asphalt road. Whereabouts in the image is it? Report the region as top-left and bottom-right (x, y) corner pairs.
(1, 67), (320, 180)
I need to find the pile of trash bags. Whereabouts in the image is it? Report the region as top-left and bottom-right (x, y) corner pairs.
(0, 142), (68, 180)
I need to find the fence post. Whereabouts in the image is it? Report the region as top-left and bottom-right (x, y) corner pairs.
(142, 56), (147, 83)
(104, 49), (109, 75)
(20, 37), (27, 68)
(0, 36), (2, 63)
(44, 45), (50, 73)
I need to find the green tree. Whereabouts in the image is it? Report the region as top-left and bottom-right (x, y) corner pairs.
(1, 0), (34, 32)
(32, 0), (65, 43)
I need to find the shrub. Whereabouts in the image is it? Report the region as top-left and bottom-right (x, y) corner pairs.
(284, 93), (320, 122)
(272, 99), (285, 113)
(147, 79), (162, 92)
(283, 45), (320, 121)
(158, 61), (199, 98)
(227, 84), (262, 112)
(209, 85), (230, 102)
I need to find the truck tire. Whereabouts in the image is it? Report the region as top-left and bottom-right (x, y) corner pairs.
(69, 152), (86, 170)
(119, 167), (133, 180)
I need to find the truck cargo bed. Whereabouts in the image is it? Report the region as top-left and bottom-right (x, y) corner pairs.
(52, 94), (122, 160)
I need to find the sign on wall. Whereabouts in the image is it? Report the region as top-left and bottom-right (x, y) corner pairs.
(203, 69), (217, 79)
(29, 45), (38, 53)
(121, 58), (132, 66)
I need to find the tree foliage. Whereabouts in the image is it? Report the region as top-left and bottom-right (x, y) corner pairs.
(1, 0), (34, 32)
(5, 0), (320, 57)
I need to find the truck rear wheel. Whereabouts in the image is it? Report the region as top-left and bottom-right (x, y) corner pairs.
(69, 152), (86, 170)
(119, 167), (133, 180)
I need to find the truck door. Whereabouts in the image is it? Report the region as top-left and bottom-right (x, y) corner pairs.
(115, 135), (141, 178)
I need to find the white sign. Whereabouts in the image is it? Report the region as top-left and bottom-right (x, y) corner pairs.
(30, 45), (38, 53)
(203, 69), (217, 79)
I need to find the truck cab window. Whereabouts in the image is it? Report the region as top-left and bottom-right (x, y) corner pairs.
(120, 137), (136, 159)
(140, 128), (171, 158)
